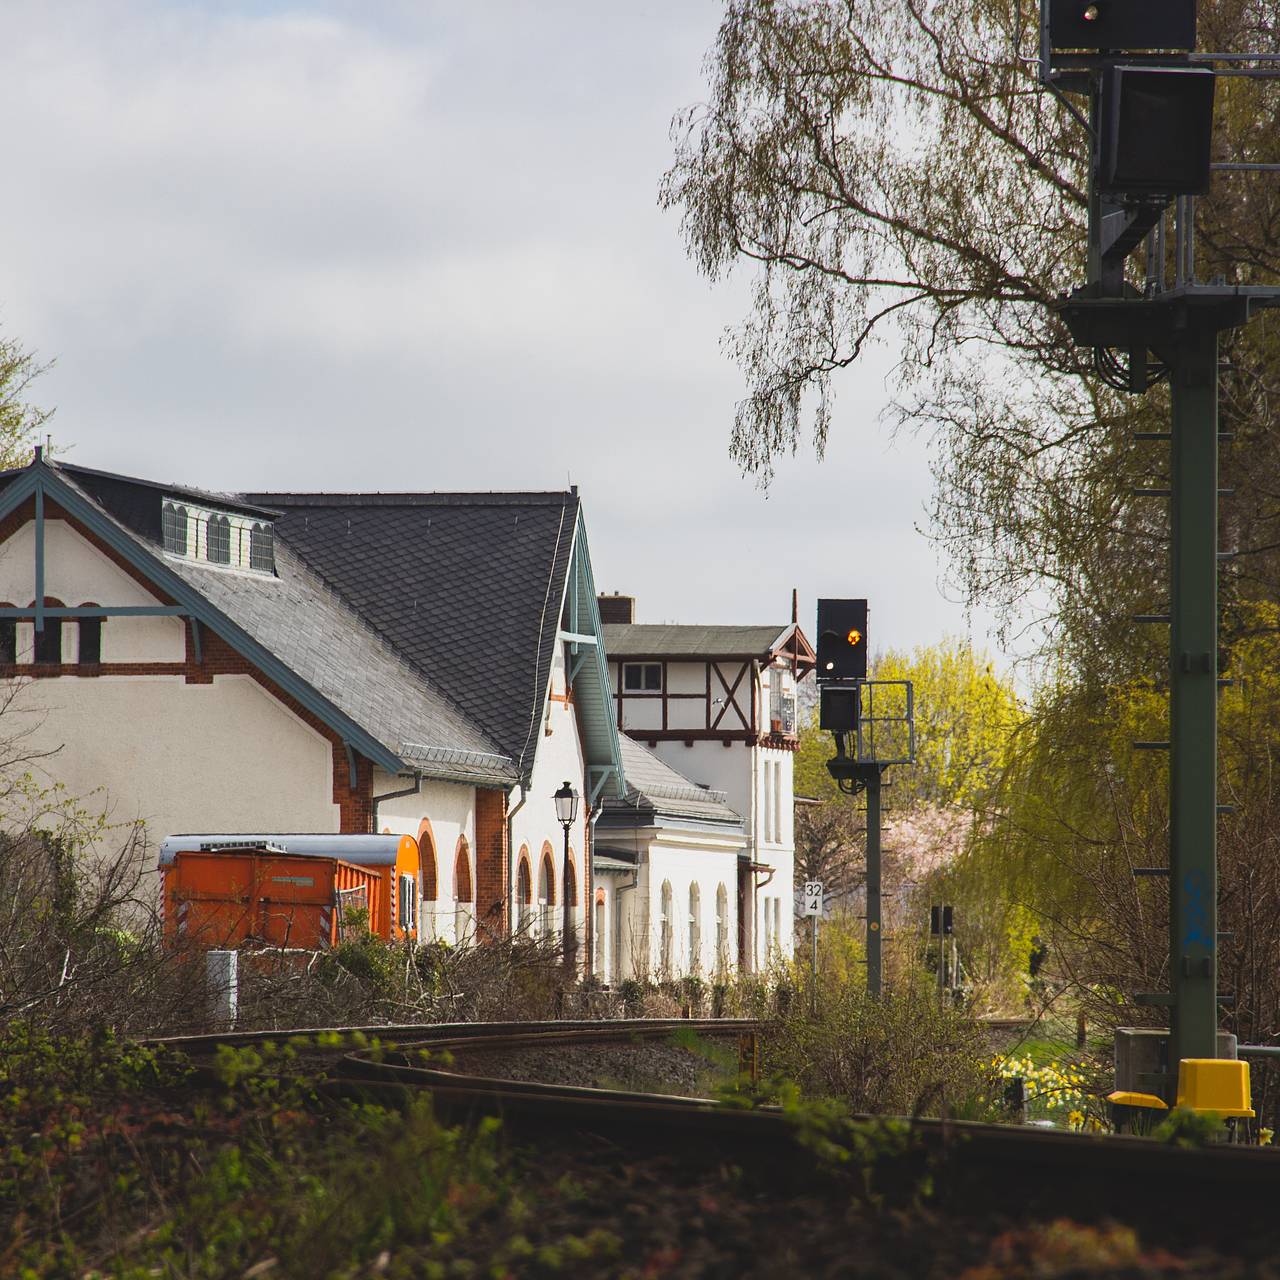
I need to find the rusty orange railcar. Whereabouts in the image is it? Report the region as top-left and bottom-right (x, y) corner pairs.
(161, 845), (380, 950)
(159, 833), (422, 947)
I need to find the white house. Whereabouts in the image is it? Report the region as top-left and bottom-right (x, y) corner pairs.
(592, 734), (746, 983)
(0, 454), (622, 959)
(599, 597), (815, 970)
(0, 451), (790, 985)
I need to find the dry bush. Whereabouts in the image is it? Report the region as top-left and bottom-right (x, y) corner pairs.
(0, 815), (210, 1037)
(768, 964), (997, 1119)
(221, 931), (586, 1032)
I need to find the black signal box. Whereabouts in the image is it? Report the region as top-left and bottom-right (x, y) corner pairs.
(820, 685), (860, 734)
(1047, 0), (1196, 53)
(816, 598), (868, 682)
(1098, 66), (1215, 196)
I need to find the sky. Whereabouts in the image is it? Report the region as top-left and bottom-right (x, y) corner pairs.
(0, 1), (1007, 661)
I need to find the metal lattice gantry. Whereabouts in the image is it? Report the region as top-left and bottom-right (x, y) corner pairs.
(1038, 0), (1280, 1082)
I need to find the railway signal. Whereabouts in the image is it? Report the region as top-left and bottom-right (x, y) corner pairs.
(816, 598), (868, 681)
(1037, 0), (1280, 1085)
(817, 599), (913, 998)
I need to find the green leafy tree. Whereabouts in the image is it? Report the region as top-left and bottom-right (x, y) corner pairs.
(796, 639), (1020, 809)
(0, 329), (48, 468)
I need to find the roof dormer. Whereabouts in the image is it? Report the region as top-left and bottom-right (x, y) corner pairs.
(161, 499), (275, 576)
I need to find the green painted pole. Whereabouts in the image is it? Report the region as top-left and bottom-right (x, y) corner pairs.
(866, 766), (883, 998)
(1169, 324), (1219, 1068)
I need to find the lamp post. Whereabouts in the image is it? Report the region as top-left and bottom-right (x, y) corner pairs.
(554, 780), (579, 973)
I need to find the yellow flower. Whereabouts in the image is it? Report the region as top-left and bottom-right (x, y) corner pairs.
(1068, 1110), (1085, 1129)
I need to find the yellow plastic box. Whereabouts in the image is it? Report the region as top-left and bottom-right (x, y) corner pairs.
(1175, 1058), (1255, 1117)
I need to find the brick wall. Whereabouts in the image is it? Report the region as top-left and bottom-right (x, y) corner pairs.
(473, 786), (509, 940)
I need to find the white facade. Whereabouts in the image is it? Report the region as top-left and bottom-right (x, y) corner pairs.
(596, 831), (744, 984)
(373, 775), (478, 946)
(0, 519), (343, 866)
(606, 631), (812, 974)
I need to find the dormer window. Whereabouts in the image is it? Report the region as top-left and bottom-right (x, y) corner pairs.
(161, 500), (275, 576)
(206, 514), (231, 564)
(249, 523), (274, 573)
(162, 504), (188, 556)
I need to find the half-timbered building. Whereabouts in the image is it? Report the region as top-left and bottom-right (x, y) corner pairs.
(600, 596), (815, 970)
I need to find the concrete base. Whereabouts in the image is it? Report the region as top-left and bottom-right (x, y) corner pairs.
(1114, 1026), (1236, 1102)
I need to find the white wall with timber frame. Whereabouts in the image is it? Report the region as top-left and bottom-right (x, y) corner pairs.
(0, 507), (344, 875)
(607, 650), (807, 969)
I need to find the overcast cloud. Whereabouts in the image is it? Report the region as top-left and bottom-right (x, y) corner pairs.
(0, 1), (1006, 659)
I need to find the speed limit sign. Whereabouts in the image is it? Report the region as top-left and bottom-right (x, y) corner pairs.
(802, 881), (823, 916)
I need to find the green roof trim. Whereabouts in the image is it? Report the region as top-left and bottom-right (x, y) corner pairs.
(0, 459), (406, 776)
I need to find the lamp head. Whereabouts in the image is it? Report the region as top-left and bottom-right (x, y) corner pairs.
(554, 780), (579, 827)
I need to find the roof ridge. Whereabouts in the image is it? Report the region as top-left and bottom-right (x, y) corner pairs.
(250, 491), (579, 508)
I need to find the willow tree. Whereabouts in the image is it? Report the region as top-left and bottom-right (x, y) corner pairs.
(662, 0), (1280, 678)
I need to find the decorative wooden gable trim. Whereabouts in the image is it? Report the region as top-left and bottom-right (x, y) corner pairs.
(0, 457), (405, 778)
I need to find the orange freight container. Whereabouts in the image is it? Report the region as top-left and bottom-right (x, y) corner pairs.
(162, 845), (383, 950)
(159, 833), (422, 944)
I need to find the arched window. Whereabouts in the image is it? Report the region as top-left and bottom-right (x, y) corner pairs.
(162, 503), (188, 556)
(716, 884), (729, 976)
(538, 845), (556, 938)
(31, 600), (63, 665)
(594, 893), (607, 978)
(516, 849), (533, 936)
(0, 605), (15, 665)
(688, 884), (701, 974)
(78, 604), (103, 666)
(417, 821), (438, 901)
(660, 880), (673, 977)
(564, 854), (577, 914)
(454, 838), (473, 945)
(206, 514), (231, 564)
(249, 522), (274, 573)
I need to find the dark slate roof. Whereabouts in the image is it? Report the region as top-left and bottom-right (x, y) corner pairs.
(603, 623), (791, 659)
(52, 466), (516, 786)
(248, 491), (579, 777)
(601, 735), (742, 827)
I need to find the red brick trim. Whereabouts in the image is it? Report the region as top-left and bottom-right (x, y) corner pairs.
(473, 788), (509, 940)
(417, 818), (439, 900)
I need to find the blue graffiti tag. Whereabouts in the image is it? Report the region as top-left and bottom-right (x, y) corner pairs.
(1183, 869), (1213, 949)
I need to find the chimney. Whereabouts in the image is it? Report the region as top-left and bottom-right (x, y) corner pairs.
(597, 593), (635, 625)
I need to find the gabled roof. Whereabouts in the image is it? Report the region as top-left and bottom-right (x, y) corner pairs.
(600, 735), (742, 827)
(0, 455), (627, 797)
(0, 460), (517, 787)
(151, 516), (514, 785)
(602, 622), (814, 665)
(249, 490), (583, 779)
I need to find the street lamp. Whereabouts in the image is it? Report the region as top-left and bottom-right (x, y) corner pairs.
(554, 780), (579, 972)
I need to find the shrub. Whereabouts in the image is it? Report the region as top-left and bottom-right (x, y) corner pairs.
(769, 968), (999, 1119)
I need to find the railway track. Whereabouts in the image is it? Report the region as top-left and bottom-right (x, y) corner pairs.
(153, 1018), (1280, 1243)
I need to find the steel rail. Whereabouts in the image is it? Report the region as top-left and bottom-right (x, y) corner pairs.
(149, 1016), (1280, 1234)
